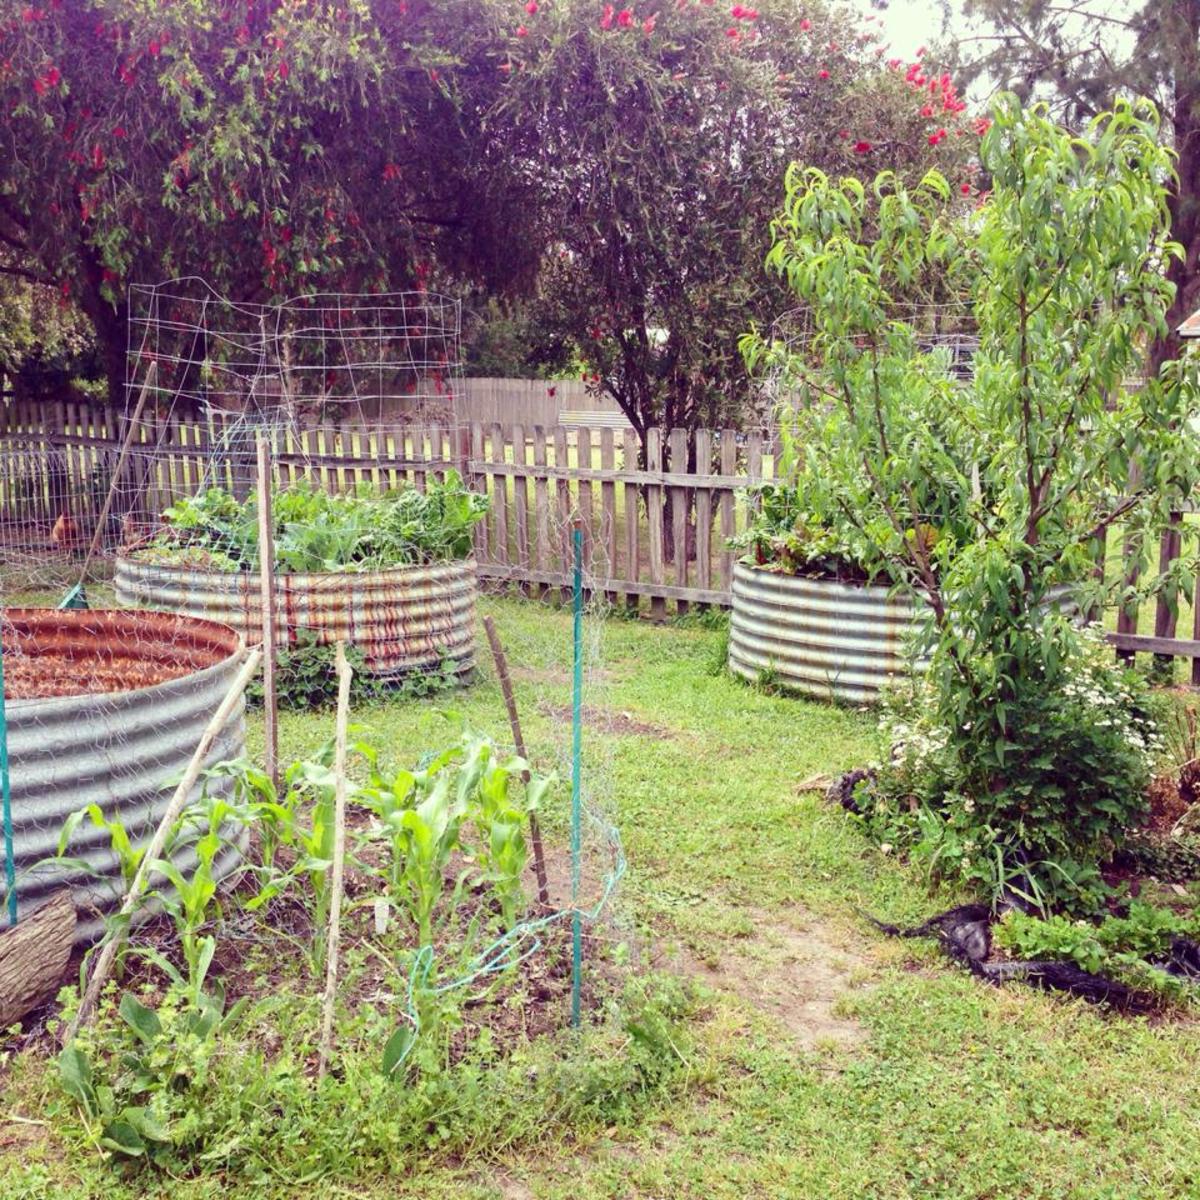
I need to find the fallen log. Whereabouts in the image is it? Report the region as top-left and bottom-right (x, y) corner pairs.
(0, 892), (75, 1030)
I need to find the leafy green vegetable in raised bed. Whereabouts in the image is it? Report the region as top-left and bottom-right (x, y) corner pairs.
(137, 472), (487, 573)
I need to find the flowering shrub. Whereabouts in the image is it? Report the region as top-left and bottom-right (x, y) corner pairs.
(858, 626), (1160, 909)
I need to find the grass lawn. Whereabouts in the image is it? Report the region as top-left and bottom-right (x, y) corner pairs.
(3, 595), (1199, 1200)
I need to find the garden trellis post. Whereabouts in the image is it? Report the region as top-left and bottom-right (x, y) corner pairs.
(255, 435), (280, 791)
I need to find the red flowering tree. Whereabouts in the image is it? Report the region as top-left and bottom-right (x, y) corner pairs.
(487, 0), (982, 443)
(0, 0), (535, 406)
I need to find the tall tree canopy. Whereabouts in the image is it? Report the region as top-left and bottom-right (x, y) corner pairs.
(2, 0), (981, 427)
(0, 0), (533, 405)
(962, 0), (1200, 374)
(491, 0), (983, 439)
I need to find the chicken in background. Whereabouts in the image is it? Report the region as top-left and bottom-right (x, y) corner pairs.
(49, 512), (83, 552)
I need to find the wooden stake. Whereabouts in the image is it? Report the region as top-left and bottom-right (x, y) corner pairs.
(317, 642), (353, 1080)
(65, 646), (263, 1043)
(482, 615), (549, 905)
(255, 435), (280, 792)
(74, 360), (158, 580)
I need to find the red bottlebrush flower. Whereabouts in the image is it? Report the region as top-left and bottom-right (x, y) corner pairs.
(961, 183), (971, 195)
(279, 60), (289, 79)
(112, 125), (126, 138)
(888, 57), (901, 68)
(916, 44), (926, 56)
(799, 17), (811, 30)
(148, 39), (161, 57)
(499, 61), (512, 72)
(547, 385), (557, 397)
(817, 68), (829, 78)
(516, 24), (528, 36)
(600, 3), (614, 28)
(928, 132), (939, 145)
(235, 24), (250, 44)
(32, 76), (46, 96)
(382, 162), (401, 180)
(920, 104), (933, 117)
(726, 27), (740, 38)
(91, 144), (105, 170)
(937, 127), (947, 138)
(101, 267), (117, 283)
(44, 66), (60, 87)
(280, 226), (293, 243)
(838, 129), (849, 139)
(429, 68), (439, 82)
(643, 14), (656, 31)
(525, 0), (538, 11)
(617, 8), (633, 27)
(732, 3), (744, 15)
(853, 140), (871, 153)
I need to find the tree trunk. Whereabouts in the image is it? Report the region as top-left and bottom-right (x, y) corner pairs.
(1150, 0), (1200, 380)
(75, 244), (129, 411)
(0, 892), (75, 1029)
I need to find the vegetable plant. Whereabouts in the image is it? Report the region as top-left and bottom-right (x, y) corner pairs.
(139, 472), (488, 573)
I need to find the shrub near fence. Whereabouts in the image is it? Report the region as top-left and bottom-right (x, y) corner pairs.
(4, 398), (1200, 681)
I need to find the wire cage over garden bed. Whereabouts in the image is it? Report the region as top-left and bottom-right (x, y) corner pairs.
(2, 608), (247, 944)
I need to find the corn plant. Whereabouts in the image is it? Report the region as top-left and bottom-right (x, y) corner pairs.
(472, 752), (544, 931)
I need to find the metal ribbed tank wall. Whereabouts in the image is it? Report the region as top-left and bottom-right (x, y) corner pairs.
(4, 609), (247, 944)
(114, 557), (478, 679)
(728, 564), (926, 703)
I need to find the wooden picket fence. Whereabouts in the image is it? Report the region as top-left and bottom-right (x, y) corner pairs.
(3, 397), (1200, 680)
(0, 401), (770, 616)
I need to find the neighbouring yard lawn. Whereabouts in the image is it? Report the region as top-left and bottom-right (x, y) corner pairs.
(3, 595), (1199, 1200)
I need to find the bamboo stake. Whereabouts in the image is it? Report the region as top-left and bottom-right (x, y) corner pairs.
(65, 646), (263, 1043)
(482, 615), (549, 905)
(255, 435), (280, 791)
(317, 642), (353, 1080)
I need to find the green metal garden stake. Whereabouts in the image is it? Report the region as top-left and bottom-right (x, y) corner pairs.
(0, 636), (16, 926)
(571, 524), (583, 1029)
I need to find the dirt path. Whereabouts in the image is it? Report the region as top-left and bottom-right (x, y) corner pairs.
(671, 909), (871, 1051)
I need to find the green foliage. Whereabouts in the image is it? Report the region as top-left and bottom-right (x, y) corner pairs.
(142, 473), (487, 573)
(52, 967), (694, 1177)
(492, 0), (980, 435)
(994, 902), (1200, 1002)
(858, 628), (1159, 910)
(748, 95), (1200, 911)
(244, 632), (462, 711)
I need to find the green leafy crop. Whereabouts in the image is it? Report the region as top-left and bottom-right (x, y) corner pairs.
(138, 472), (488, 574)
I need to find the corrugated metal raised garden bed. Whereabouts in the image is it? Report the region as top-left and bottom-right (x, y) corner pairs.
(114, 556), (478, 679)
(728, 562), (925, 703)
(3, 608), (247, 943)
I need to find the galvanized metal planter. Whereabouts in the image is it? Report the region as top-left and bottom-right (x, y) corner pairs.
(4, 609), (247, 944)
(114, 556), (478, 679)
(728, 563), (927, 704)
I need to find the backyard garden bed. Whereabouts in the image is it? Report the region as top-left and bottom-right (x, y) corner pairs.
(3, 608), (247, 943)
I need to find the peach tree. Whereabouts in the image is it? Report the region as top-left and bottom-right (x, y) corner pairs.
(745, 95), (1200, 908)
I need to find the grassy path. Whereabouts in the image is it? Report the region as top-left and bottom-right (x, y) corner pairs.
(4, 597), (1199, 1199)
